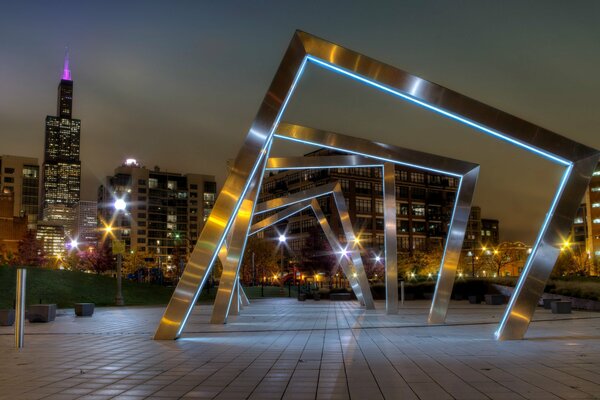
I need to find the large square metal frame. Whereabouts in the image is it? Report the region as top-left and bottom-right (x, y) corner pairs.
(155, 30), (599, 341)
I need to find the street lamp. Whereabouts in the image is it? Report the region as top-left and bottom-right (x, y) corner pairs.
(113, 198), (126, 306)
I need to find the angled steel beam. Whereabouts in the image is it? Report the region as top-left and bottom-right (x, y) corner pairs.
(274, 124), (479, 321)
(247, 198), (369, 307)
(209, 156), (268, 325)
(253, 183), (373, 308)
(266, 155), (380, 170)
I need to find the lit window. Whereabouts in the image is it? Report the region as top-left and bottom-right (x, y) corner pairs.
(593, 170), (600, 176)
(594, 218), (600, 224)
(574, 217), (584, 224)
(593, 203), (600, 208)
(592, 187), (600, 192)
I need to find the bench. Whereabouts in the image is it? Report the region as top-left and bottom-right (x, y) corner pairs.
(551, 301), (572, 314)
(0, 309), (15, 326)
(74, 303), (95, 317)
(484, 294), (504, 305)
(28, 304), (57, 323)
(330, 293), (352, 301)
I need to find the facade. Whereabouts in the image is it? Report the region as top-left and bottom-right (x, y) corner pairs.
(258, 148), (463, 269)
(0, 193), (28, 255)
(36, 222), (65, 257)
(98, 160), (217, 269)
(584, 164), (600, 261)
(41, 52), (81, 223)
(567, 163), (600, 265)
(463, 207), (500, 251)
(0, 155), (39, 229)
(73, 201), (98, 247)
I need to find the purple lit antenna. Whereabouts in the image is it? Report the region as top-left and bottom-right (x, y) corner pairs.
(62, 47), (72, 81)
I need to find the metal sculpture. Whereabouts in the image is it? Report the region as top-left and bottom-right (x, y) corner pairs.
(155, 30), (599, 341)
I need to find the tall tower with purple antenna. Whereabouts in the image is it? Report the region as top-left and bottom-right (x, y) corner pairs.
(41, 49), (81, 229)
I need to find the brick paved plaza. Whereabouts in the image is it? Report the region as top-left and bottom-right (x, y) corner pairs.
(0, 299), (599, 400)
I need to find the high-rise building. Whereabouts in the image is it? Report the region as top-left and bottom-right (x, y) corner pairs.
(73, 201), (98, 247)
(0, 155), (39, 229)
(98, 160), (217, 269)
(41, 51), (81, 222)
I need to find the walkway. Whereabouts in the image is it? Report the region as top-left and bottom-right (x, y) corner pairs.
(0, 299), (599, 399)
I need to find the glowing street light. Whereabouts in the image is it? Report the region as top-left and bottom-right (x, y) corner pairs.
(70, 239), (78, 249)
(114, 198), (126, 211)
(279, 234), (286, 243)
(375, 255), (381, 263)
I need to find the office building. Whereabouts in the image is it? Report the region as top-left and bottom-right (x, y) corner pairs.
(41, 51), (81, 223)
(98, 159), (217, 269)
(0, 155), (39, 229)
(73, 201), (98, 247)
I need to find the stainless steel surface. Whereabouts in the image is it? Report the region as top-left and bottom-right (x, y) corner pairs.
(496, 155), (600, 339)
(153, 31), (307, 340)
(156, 29), (599, 340)
(274, 124), (478, 322)
(266, 155), (379, 170)
(254, 182), (338, 215)
(429, 166), (479, 323)
(15, 268), (25, 349)
(240, 283), (250, 306)
(309, 198), (367, 306)
(246, 195), (370, 306)
(383, 163), (398, 314)
(400, 281), (405, 306)
(210, 159), (265, 325)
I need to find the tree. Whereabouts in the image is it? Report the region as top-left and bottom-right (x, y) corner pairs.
(485, 242), (528, 277)
(17, 230), (45, 266)
(123, 250), (151, 275)
(239, 236), (278, 284)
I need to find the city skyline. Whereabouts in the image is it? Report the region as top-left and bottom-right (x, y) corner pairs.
(1, 2), (600, 242)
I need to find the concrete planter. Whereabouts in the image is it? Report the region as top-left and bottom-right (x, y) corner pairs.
(492, 284), (600, 311)
(551, 301), (572, 314)
(28, 304), (57, 323)
(468, 295), (483, 304)
(330, 293), (352, 301)
(542, 298), (560, 309)
(485, 294), (505, 305)
(74, 303), (94, 317)
(0, 309), (15, 326)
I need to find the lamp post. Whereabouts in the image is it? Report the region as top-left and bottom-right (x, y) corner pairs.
(114, 198), (126, 306)
(279, 234), (286, 293)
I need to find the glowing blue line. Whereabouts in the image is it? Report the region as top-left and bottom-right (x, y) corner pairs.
(224, 141), (274, 319)
(176, 57), (309, 337)
(429, 176), (464, 317)
(265, 164), (383, 170)
(254, 190), (335, 215)
(249, 204), (312, 235)
(306, 56), (570, 167)
(494, 163), (573, 338)
(274, 134), (463, 178)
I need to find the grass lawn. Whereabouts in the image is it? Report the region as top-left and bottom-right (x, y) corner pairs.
(0, 266), (180, 308)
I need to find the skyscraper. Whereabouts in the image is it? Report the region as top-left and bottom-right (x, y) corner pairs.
(41, 50), (81, 224)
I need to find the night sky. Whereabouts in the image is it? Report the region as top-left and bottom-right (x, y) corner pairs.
(1, 1), (599, 243)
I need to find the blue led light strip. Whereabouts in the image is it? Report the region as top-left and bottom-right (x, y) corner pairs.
(495, 163), (574, 338)
(176, 57), (309, 336)
(306, 56), (571, 167)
